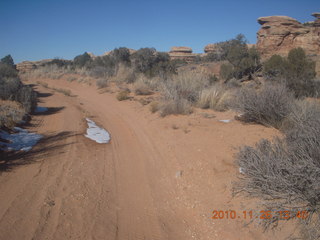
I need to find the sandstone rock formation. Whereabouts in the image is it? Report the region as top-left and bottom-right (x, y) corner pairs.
(16, 59), (53, 73)
(256, 13), (320, 59)
(168, 46), (196, 62)
(204, 43), (255, 54)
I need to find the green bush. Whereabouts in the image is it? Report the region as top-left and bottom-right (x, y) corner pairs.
(44, 59), (71, 68)
(263, 48), (316, 97)
(111, 47), (131, 64)
(131, 48), (176, 78)
(0, 55), (37, 114)
(218, 34), (261, 80)
(73, 52), (92, 68)
(1, 55), (14, 66)
(0, 63), (18, 79)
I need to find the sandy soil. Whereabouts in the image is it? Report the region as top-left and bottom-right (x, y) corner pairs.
(0, 76), (297, 240)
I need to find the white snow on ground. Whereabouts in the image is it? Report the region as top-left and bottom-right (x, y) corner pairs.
(0, 127), (42, 151)
(219, 119), (232, 123)
(84, 118), (110, 144)
(35, 106), (48, 113)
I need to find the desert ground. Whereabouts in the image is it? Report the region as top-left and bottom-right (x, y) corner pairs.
(0, 76), (296, 240)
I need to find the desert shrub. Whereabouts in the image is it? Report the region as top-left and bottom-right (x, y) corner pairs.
(220, 63), (234, 80)
(198, 84), (231, 111)
(163, 71), (210, 103)
(218, 34), (261, 80)
(113, 63), (136, 83)
(159, 98), (192, 117)
(131, 48), (176, 78)
(231, 83), (295, 129)
(111, 47), (131, 65)
(88, 66), (110, 78)
(1, 55), (14, 66)
(88, 55), (116, 77)
(284, 100), (320, 151)
(43, 59), (71, 68)
(116, 90), (130, 101)
(16, 85), (37, 112)
(96, 78), (108, 88)
(0, 77), (37, 113)
(0, 63), (18, 79)
(133, 78), (153, 95)
(0, 100), (26, 128)
(263, 48), (316, 97)
(235, 100), (320, 239)
(156, 71), (211, 116)
(73, 52), (92, 68)
(149, 101), (159, 113)
(263, 54), (287, 80)
(131, 48), (157, 73)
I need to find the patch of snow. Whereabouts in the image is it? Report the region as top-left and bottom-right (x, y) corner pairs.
(0, 127), (42, 152)
(219, 119), (232, 123)
(84, 118), (110, 144)
(35, 106), (48, 113)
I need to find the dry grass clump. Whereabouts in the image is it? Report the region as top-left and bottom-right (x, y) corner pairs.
(133, 77), (153, 95)
(197, 84), (232, 111)
(164, 71), (209, 102)
(116, 90), (130, 101)
(27, 65), (73, 79)
(113, 64), (136, 84)
(231, 83), (295, 129)
(96, 78), (108, 89)
(156, 71), (209, 116)
(159, 99), (193, 117)
(235, 99), (320, 239)
(0, 100), (25, 128)
(149, 101), (159, 113)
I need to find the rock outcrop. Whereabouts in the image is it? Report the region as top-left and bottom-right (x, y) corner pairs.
(168, 47), (196, 62)
(256, 13), (320, 59)
(16, 61), (37, 73)
(16, 59), (53, 73)
(204, 43), (255, 54)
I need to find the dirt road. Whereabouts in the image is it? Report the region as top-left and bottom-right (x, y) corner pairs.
(0, 78), (294, 239)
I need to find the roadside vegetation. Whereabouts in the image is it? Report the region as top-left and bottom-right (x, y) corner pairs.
(21, 34), (320, 239)
(0, 55), (37, 130)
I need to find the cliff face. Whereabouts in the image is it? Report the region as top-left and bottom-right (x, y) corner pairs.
(256, 13), (320, 59)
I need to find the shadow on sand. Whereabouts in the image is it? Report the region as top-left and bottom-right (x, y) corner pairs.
(0, 131), (80, 172)
(33, 106), (65, 116)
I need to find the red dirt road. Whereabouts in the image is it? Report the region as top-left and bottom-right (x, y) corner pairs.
(0, 77), (295, 239)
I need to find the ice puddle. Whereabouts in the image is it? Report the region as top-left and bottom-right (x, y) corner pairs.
(84, 118), (110, 144)
(0, 127), (42, 152)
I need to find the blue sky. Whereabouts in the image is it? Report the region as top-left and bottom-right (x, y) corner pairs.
(1, 0), (319, 63)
